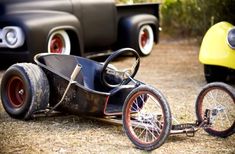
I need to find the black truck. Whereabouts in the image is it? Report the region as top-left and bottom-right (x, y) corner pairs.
(0, 0), (160, 63)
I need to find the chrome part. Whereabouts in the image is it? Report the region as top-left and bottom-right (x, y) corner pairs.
(227, 27), (235, 49)
(18, 89), (24, 95)
(0, 26), (25, 48)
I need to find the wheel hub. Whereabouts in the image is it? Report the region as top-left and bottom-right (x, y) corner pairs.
(141, 31), (148, 48)
(50, 35), (64, 53)
(7, 76), (26, 108)
(18, 89), (24, 95)
(137, 113), (156, 123)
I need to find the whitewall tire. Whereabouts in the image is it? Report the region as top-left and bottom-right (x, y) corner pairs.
(138, 25), (154, 56)
(47, 30), (71, 55)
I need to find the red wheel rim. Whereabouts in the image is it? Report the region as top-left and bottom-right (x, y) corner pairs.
(7, 76), (26, 108)
(140, 30), (149, 48)
(50, 34), (64, 53)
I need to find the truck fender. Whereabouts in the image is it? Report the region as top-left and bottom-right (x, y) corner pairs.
(117, 14), (159, 55)
(3, 11), (84, 60)
(199, 21), (235, 69)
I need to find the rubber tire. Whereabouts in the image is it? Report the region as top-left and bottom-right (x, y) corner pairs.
(204, 65), (228, 83)
(1, 63), (49, 120)
(47, 30), (71, 55)
(195, 82), (235, 138)
(122, 85), (172, 150)
(136, 25), (154, 56)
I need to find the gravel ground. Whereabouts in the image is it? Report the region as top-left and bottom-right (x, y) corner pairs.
(0, 36), (234, 154)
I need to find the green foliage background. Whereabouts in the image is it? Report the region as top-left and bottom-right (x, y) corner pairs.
(116, 0), (158, 3)
(117, 0), (235, 38)
(161, 0), (235, 38)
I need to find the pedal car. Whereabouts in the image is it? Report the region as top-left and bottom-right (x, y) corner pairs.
(199, 21), (235, 82)
(1, 48), (234, 150)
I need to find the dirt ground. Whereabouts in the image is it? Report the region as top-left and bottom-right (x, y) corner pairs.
(0, 36), (234, 154)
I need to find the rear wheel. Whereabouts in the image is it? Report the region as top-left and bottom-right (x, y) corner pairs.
(122, 85), (171, 150)
(1, 63), (49, 120)
(48, 30), (71, 54)
(204, 65), (228, 83)
(137, 25), (154, 56)
(195, 82), (235, 137)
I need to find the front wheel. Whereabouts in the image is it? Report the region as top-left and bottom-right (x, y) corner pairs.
(122, 85), (171, 150)
(195, 82), (235, 137)
(1, 63), (49, 120)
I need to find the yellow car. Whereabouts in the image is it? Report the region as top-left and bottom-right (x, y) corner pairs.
(199, 21), (235, 82)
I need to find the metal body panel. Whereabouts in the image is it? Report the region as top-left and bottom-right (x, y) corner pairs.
(0, 0), (160, 63)
(199, 22), (235, 69)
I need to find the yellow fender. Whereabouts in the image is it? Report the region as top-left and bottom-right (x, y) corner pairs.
(199, 21), (235, 69)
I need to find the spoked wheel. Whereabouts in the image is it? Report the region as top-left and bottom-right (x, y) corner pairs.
(1, 63), (49, 120)
(47, 30), (71, 54)
(196, 82), (235, 137)
(122, 85), (171, 150)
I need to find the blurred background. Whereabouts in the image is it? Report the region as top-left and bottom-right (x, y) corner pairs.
(117, 0), (235, 40)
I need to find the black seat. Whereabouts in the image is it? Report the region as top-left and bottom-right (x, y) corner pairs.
(37, 54), (84, 85)
(76, 57), (104, 91)
(37, 54), (111, 92)
(37, 54), (121, 93)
